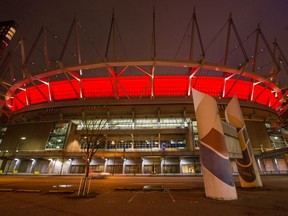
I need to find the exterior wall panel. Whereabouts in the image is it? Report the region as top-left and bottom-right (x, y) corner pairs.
(0, 122), (52, 151)
(245, 121), (271, 149)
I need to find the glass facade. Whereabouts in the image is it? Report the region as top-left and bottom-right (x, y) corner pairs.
(73, 118), (189, 151)
(192, 121), (199, 148)
(265, 123), (288, 149)
(0, 127), (7, 145)
(74, 117), (188, 130)
(45, 122), (69, 149)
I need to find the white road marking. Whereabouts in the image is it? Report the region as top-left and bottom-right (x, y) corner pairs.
(128, 192), (139, 203)
(167, 191), (176, 203)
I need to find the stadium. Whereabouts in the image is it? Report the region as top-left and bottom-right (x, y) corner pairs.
(0, 11), (287, 176)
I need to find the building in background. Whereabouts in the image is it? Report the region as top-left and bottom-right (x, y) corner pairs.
(0, 20), (17, 59)
(0, 13), (287, 175)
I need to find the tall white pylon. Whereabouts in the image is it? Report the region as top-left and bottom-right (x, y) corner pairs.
(192, 88), (238, 200)
(225, 95), (263, 188)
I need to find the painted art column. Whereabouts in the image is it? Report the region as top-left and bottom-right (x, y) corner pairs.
(225, 95), (262, 187)
(192, 89), (237, 200)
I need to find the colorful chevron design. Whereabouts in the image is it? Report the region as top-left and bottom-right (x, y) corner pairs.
(192, 88), (237, 200)
(225, 95), (262, 187)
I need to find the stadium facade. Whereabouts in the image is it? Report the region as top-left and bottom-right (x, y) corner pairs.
(0, 12), (288, 175)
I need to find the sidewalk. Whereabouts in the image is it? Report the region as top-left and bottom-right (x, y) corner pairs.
(0, 175), (287, 216)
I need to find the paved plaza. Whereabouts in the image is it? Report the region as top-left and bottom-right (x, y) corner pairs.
(0, 175), (287, 216)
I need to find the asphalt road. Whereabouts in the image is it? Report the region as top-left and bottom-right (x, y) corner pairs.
(0, 175), (288, 216)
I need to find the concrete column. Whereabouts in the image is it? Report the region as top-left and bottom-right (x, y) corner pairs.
(187, 122), (194, 151)
(141, 159), (144, 174)
(179, 158), (183, 174)
(192, 88), (237, 200)
(160, 158), (164, 174)
(256, 158), (263, 173)
(225, 95), (262, 187)
(122, 159), (126, 174)
(272, 158), (279, 173)
(13, 159), (20, 171)
(104, 159), (108, 173)
(0, 158), (8, 171)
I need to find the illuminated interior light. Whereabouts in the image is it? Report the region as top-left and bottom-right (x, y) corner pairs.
(9, 27), (16, 33)
(8, 30), (15, 37)
(5, 33), (12, 40)
(21, 136), (26, 140)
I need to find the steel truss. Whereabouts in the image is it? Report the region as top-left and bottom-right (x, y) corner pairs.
(0, 10), (287, 118)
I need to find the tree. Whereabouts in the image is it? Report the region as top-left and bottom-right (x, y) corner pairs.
(76, 106), (111, 196)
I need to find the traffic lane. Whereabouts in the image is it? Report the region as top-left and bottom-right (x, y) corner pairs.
(0, 175), (205, 192)
(1, 175), (288, 193)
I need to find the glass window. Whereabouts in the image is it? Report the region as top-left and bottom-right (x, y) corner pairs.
(45, 122), (69, 149)
(0, 127), (7, 145)
(73, 118), (191, 130)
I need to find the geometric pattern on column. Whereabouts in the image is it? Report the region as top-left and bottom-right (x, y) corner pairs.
(192, 88), (238, 200)
(225, 95), (263, 187)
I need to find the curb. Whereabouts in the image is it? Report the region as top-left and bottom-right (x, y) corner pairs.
(15, 189), (42, 193)
(48, 190), (75, 194)
(0, 189), (14, 192)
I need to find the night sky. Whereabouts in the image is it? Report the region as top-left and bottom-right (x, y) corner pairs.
(1, 0), (288, 83)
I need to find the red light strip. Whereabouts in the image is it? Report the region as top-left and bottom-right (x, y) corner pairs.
(6, 75), (282, 112)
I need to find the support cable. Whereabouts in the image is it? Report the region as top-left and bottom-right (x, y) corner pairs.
(231, 19), (249, 64)
(105, 10), (115, 60)
(46, 28), (76, 60)
(218, 30), (256, 65)
(193, 13), (205, 59)
(77, 23), (104, 60)
(59, 18), (76, 61)
(274, 40), (288, 76)
(173, 17), (192, 59)
(114, 19), (127, 59)
(204, 21), (228, 54)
